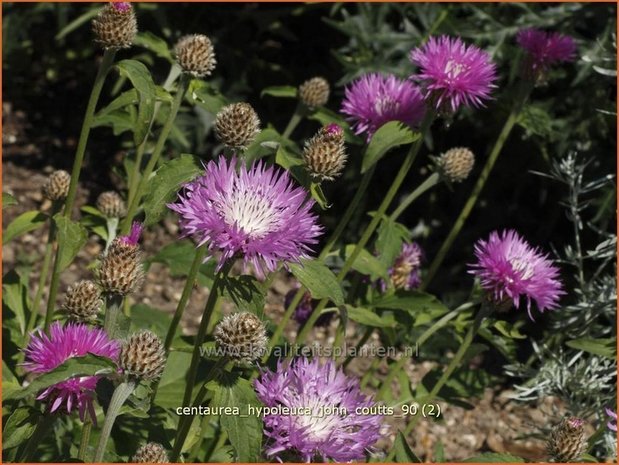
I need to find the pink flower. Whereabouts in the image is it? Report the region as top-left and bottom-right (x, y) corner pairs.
(410, 35), (497, 113)
(468, 230), (564, 319)
(22, 322), (120, 423)
(111, 2), (132, 13)
(341, 73), (426, 141)
(606, 408), (617, 432)
(517, 29), (576, 78)
(120, 221), (143, 246)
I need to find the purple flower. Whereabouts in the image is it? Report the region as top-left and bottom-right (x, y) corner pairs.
(517, 29), (576, 78)
(409, 35), (497, 113)
(382, 242), (424, 292)
(341, 73), (426, 141)
(22, 322), (120, 423)
(285, 285), (333, 327)
(120, 221), (143, 246)
(468, 230), (564, 319)
(606, 408), (617, 432)
(111, 2), (132, 13)
(254, 357), (383, 462)
(168, 156), (323, 278)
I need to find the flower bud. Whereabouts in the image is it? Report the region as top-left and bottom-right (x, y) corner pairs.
(547, 417), (588, 463)
(98, 222), (144, 296)
(174, 34), (216, 78)
(42, 170), (71, 201)
(120, 330), (166, 381)
(62, 280), (103, 322)
(302, 123), (347, 182)
(298, 77), (330, 108)
(96, 191), (126, 218)
(214, 102), (261, 150)
(436, 147), (475, 183)
(132, 442), (169, 463)
(92, 2), (137, 50)
(214, 312), (268, 364)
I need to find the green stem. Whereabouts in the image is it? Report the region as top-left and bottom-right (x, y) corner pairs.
(342, 327), (373, 368)
(385, 305), (490, 461)
(360, 357), (381, 389)
(282, 103), (304, 139)
(103, 293), (123, 339)
(390, 172), (440, 221)
(44, 49), (117, 330)
(121, 73), (190, 234)
(296, 114), (434, 345)
(93, 381), (136, 462)
(19, 414), (56, 462)
(77, 418), (93, 462)
(422, 83), (532, 290)
(104, 217), (119, 253)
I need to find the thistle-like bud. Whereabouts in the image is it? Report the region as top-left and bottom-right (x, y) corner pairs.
(120, 330), (166, 381)
(214, 312), (268, 364)
(132, 442), (169, 463)
(547, 417), (588, 463)
(174, 34), (216, 78)
(298, 77), (330, 108)
(96, 191), (127, 218)
(98, 222), (144, 296)
(62, 280), (103, 321)
(92, 2), (137, 50)
(436, 147), (475, 183)
(302, 123), (347, 182)
(42, 170), (71, 201)
(214, 103), (261, 150)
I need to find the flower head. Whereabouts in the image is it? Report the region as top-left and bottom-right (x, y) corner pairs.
(410, 35), (497, 113)
(168, 156), (322, 278)
(298, 77), (330, 108)
(120, 221), (143, 246)
(42, 170), (71, 201)
(302, 124), (347, 182)
(214, 102), (261, 150)
(606, 408), (617, 432)
(98, 222), (144, 295)
(92, 2), (137, 50)
(517, 29), (576, 79)
(120, 330), (166, 382)
(254, 357), (383, 462)
(547, 417), (587, 463)
(384, 242), (424, 291)
(174, 34), (216, 78)
(341, 73), (425, 141)
(213, 312), (268, 364)
(468, 229), (564, 318)
(22, 322), (120, 423)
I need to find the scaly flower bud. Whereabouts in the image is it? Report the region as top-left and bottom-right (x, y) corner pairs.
(436, 147), (475, 183)
(213, 312), (268, 364)
(120, 330), (166, 381)
(302, 123), (347, 182)
(547, 417), (588, 463)
(298, 77), (330, 108)
(132, 442), (169, 463)
(96, 191), (127, 218)
(214, 102), (261, 150)
(92, 2), (137, 50)
(98, 222), (144, 296)
(62, 280), (103, 322)
(42, 170), (71, 201)
(174, 34), (216, 78)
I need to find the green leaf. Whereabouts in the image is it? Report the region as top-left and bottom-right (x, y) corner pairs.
(346, 306), (396, 328)
(244, 128), (282, 162)
(434, 440), (445, 462)
(362, 121), (420, 173)
(209, 374), (262, 462)
(134, 31), (173, 61)
(116, 59), (157, 146)
(53, 214), (87, 271)
(566, 337), (617, 359)
(371, 291), (448, 315)
(260, 85), (297, 98)
(493, 321), (527, 339)
(5, 354), (117, 401)
(376, 218), (408, 267)
(3, 192), (18, 209)
(394, 431), (421, 463)
(143, 154), (203, 225)
(3, 210), (47, 244)
(289, 258), (344, 306)
(2, 270), (30, 335)
(310, 181), (330, 210)
(340, 244), (389, 280)
(221, 275), (266, 317)
(3, 406), (40, 449)
(190, 81), (228, 114)
(462, 452), (524, 462)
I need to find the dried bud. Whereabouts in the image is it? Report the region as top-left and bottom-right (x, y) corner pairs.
(214, 312), (268, 364)
(92, 2), (137, 50)
(302, 123), (347, 182)
(98, 222), (144, 296)
(96, 191), (126, 218)
(547, 417), (588, 463)
(42, 170), (71, 201)
(174, 34), (216, 78)
(132, 443), (169, 463)
(120, 330), (166, 381)
(62, 280), (103, 321)
(298, 77), (330, 108)
(214, 103), (261, 150)
(436, 147), (475, 183)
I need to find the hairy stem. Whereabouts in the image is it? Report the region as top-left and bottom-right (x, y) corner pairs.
(77, 418), (93, 462)
(390, 172), (440, 221)
(103, 293), (124, 339)
(93, 381), (136, 462)
(282, 102), (305, 139)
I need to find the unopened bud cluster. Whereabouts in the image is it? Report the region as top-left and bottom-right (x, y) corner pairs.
(303, 124), (347, 182)
(132, 442), (169, 463)
(174, 34), (216, 78)
(97, 223), (144, 296)
(547, 417), (588, 463)
(62, 280), (102, 321)
(298, 77), (330, 108)
(214, 103), (261, 150)
(92, 2), (137, 50)
(436, 147), (475, 183)
(42, 170), (71, 201)
(120, 330), (167, 381)
(214, 312), (268, 364)
(97, 191), (126, 218)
